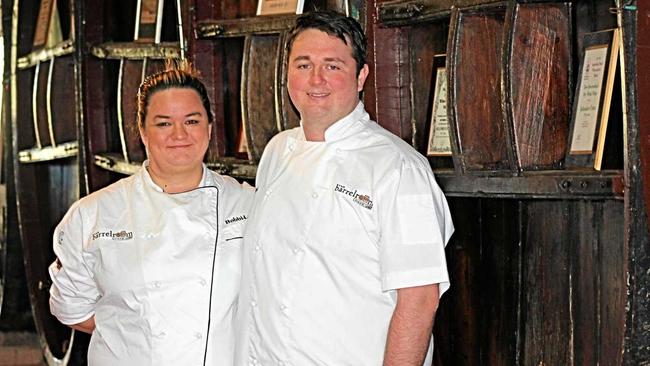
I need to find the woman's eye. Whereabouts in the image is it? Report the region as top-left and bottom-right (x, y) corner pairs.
(154, 121), (171, 127)
(186, 119), (200, 125)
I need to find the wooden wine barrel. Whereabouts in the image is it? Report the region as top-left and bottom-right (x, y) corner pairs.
(10, 0), (78, 363)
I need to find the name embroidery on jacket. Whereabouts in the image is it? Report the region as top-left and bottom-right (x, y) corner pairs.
(334, 184), (374, 210)
(225, 215), (247, 224)
(91, 230), (134, 241)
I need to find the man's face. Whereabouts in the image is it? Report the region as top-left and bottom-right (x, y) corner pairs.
(287, 29), (369, 130)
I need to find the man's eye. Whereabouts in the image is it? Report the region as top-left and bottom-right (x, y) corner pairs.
(296, 64), (310, 69)
(326, 64), (341, 70)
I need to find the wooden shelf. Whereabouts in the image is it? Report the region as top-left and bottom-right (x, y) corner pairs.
(17, 39), (74, 70)
(378, 0), (452, 26)
(434, 170), (624, 199)
(94, 153), (257, 179)
(196, 15), (297, 38)
(377, 0), (506, 26)
(207, 157), (257, 180)
(18, 141), (78, 163)
(90, 42), (181, 60)
(94, 153), (141, 175)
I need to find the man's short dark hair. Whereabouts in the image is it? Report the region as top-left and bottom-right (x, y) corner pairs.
(286, 10), (367, 76)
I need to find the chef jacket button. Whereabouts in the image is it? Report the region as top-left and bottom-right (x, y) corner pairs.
(194, 332), (202, 339)
(158, 331), (166, 338)
(265, 188), (272, 197)
(336, 148), (342, 154)
(288, 143), (295, 151)
(279, 304), (287, 311)
(251, 300), (257, 307)
(292, 247), (301, 255)
(199, 278), (207, 286)
(311, 192), (318, 199)
(153, 281), (161, 288)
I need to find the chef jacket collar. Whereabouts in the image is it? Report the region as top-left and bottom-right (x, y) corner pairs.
(140, 160), (213, 193)
(298, 101), (369, 143)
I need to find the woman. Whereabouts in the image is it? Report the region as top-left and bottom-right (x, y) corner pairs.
(48, 61), (253, 365)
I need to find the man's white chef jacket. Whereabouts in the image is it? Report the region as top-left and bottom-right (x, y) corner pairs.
(236, 102), (454, 365)
(49, 163), (253, 366)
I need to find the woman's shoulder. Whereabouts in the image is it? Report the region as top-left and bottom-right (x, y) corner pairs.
(72, 173), (139, 212)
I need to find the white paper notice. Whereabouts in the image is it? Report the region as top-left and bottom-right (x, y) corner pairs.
(569, 45), (608, 154)
(428, 68), (452, 156)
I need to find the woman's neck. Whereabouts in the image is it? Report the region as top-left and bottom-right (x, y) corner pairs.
(146, 164), (203, 193)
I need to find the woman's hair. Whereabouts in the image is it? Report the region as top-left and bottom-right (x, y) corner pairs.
(136, 59), (213, 129)
(286, 10), (367, 76)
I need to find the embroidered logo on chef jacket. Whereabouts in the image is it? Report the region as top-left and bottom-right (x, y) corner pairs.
(91, 230), (134, 241)
(334, 183), (374, 210)
(224, 214), (247, 225)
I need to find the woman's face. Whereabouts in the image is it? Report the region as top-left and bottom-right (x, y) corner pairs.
(139, 88), (212, 175)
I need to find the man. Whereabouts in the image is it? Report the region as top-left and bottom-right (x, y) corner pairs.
(236, 10), (454, 366)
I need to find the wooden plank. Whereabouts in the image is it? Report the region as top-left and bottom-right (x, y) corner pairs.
(570, 202), (599, 365)
(433, 198), (481, 365)
(448, 5), (511, 172)
(521, 201), (572, 365)
(479, 199), (520, 365)
(277, 32), (301, 131)
(372, 26), (412, 141)
(638, 0), (650, 238)
(596, 200), (625, 364)
(434, 170), (624, 200)
(505, 3), (571, 170)
(408, 21), (453, 170)
(433, 198), (520, 365)
(51, 55), (77, 144)
(242, 34), (282, 161)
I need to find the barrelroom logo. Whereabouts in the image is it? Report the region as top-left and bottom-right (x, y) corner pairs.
(334, 183), (374, 210)
(92, 230), (134, 241)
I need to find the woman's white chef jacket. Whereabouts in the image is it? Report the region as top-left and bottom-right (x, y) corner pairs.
(236, 102), (454, 366)
(49, 163), (253, 366)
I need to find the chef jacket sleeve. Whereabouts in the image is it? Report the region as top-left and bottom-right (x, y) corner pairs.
(377, 159), (454, 296)
(49, 203), (100, 325)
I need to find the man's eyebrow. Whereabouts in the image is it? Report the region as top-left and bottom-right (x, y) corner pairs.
(323, 57), (346, 63)
(291, 55), (346, 63)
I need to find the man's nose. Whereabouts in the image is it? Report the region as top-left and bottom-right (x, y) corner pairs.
(309, 67), (325, 85)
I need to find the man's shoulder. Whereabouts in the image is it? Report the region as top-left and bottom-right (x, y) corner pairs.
(360, 121), (430, 169)
(266, 127), (301, 149)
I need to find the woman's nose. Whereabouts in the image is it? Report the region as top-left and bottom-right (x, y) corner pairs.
(171, 123), (188, 139)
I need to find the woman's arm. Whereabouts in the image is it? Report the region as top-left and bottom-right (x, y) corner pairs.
(70, 316), (96, 334)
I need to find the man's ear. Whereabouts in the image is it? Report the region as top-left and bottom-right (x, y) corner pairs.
(357, 64), (370, 92)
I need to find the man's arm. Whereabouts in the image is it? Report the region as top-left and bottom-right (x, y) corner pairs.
(70, 316), (96, 334)
(383, 284), (440, 366)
